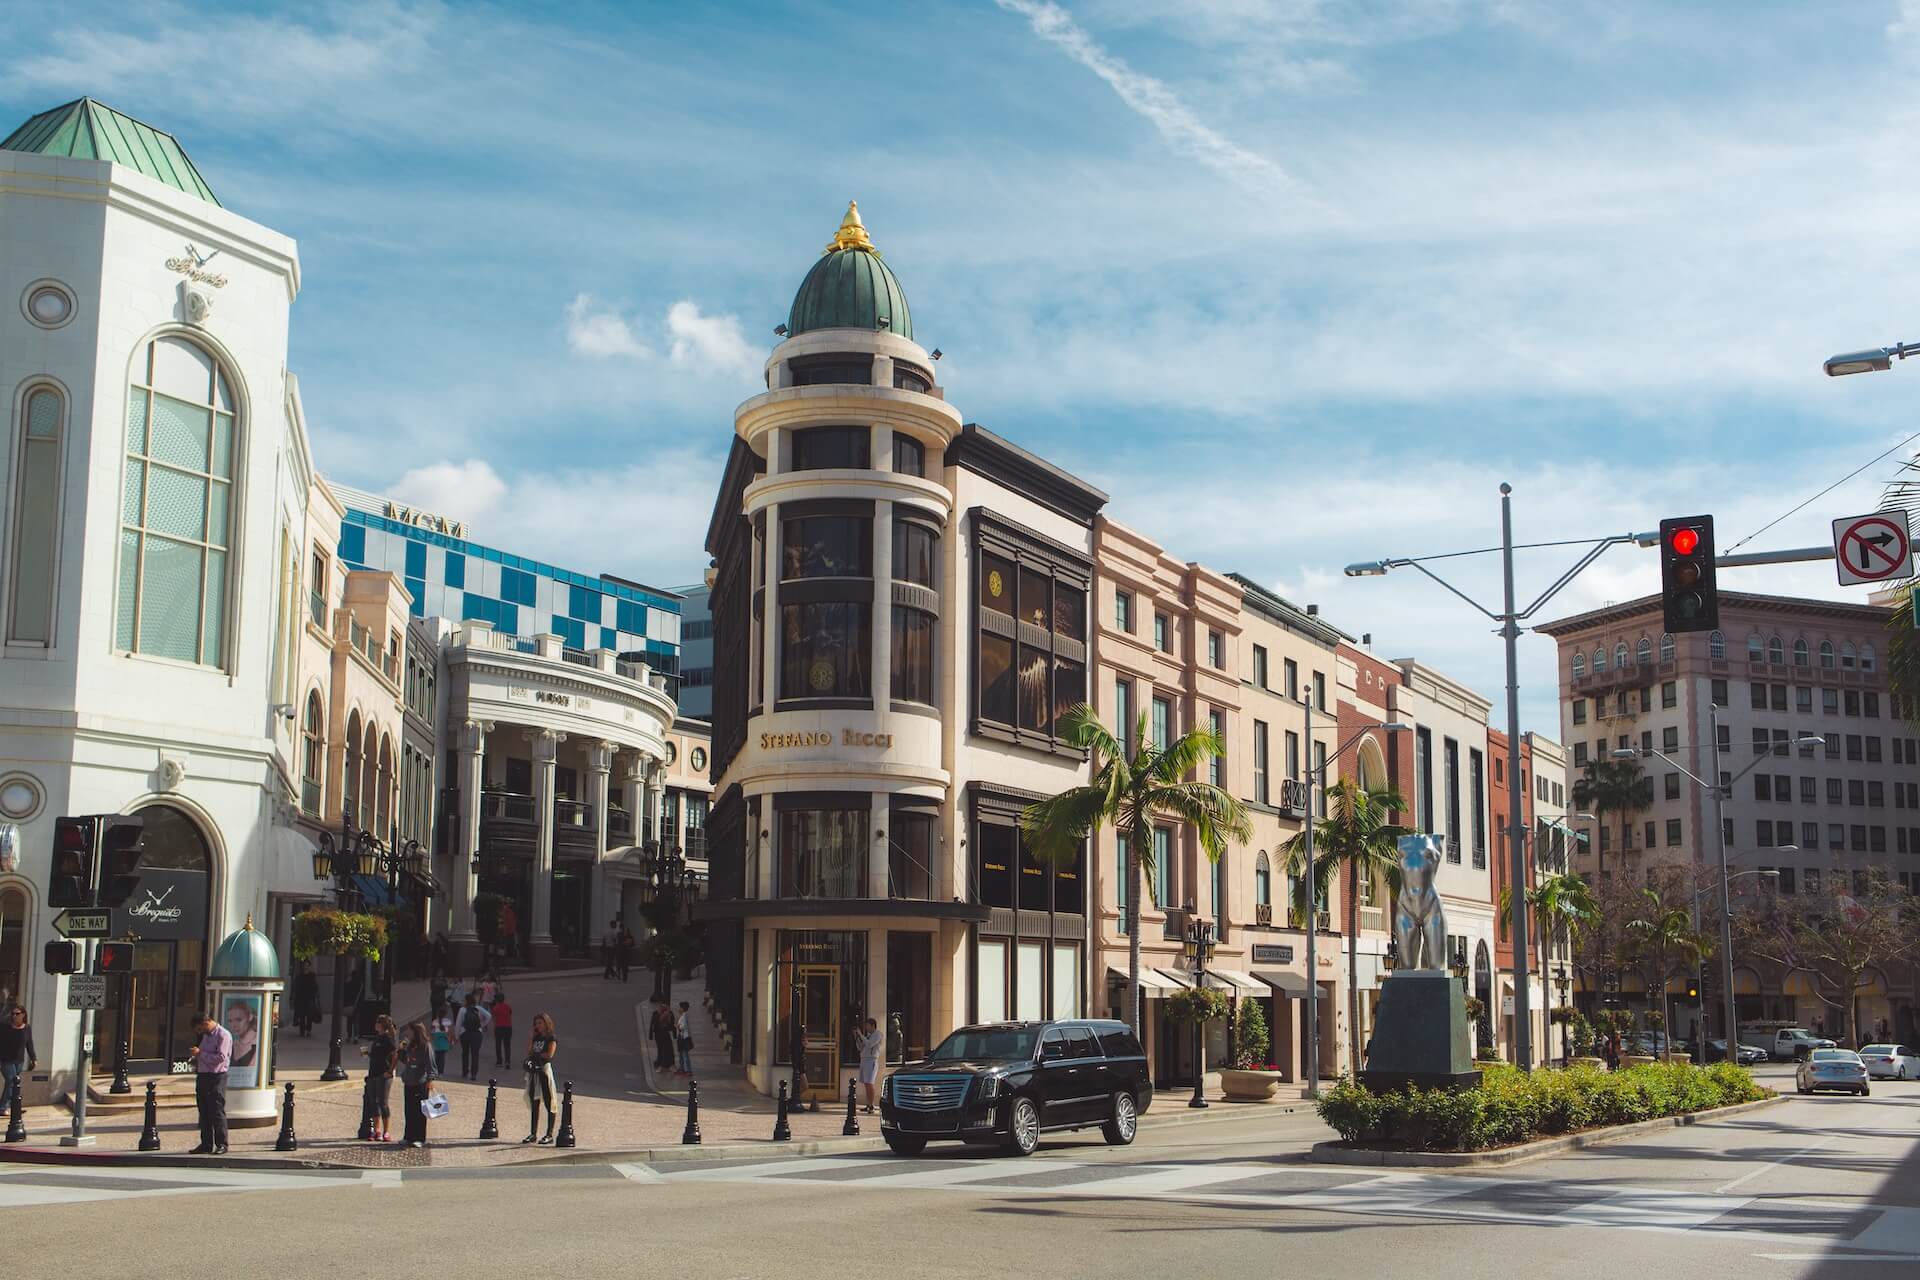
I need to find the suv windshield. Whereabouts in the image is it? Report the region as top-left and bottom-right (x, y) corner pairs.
(930, 1027), (1038, 1061)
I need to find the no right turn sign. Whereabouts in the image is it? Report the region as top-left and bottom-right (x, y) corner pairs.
(1832, 511), (1914, 586)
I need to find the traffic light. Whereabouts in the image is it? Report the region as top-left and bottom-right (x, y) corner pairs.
(95, 942), (134, 975)
(1686, 982), (1700, 1002)
(1659, 515), (1718, 634)
(43, 940), (79, 975)
(98, 813), (146, 908)
(47, 816), (97, 908)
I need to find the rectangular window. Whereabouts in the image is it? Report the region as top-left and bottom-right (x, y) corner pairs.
(1752, 727), (1770, 756)
(1847, 734), (1863, 761)
(1572, 699), (1587, 725)
(1283, 657), (1297, 699)
(1824, 688), (1839, 715)
(1573, 742), (1588, 767)
(1444, 737), (1461, 863)
(1801, 776), (1816, 804)
(1152, 696), (1171, 749)
(1114, 590), (1132, 631)
(777, 805), (869, 898)
(1666, 818), (1682, 846)
(891, 433), (925, 478)
(1846, 690), (1861, 716)
(1711, 679), (1728, 707)
(791, 426), (869, 470)
(1829, 823), (1845, 850)
(1313, 742), (1327, 816)
(1796, 685), (1812, 713)
(1416, 727), (1434, 830)
(1152, 826), (1172, 910)
(1285, 729), (1301, 782)
(1778, 867), (1796, 895)
(1644, 820), (1657, 848)
(1662, 726), (1679, 752)
(1207, 629), (1224, 668)
(1208, 709), (1224, 786)
(1865, 691), (1881, 718)
(1252, 720), (1270, 805)
(1867, 736), (1883, 763)
(1153, 612), (1171, 652)
(1665, 773), (1681, 800)
(1751, 681), (1767, 710)
(1114, 679), (1133, 751)
(782, 601), (871, 699)
(1852, 824), (1868, 852)
(444, 550), (465, 589)
(1869, 780), (1885, 807)
(1756, 820), (1774, 847)
(1640, 685), (1653, 712)
(1313, 671), (1327, 711)
(1754, 775), (1772, 801)
(1469, 748), (1486, 866)
(1115, 836), (1129, 933)
(1771, 684), (1788, 712)
(1253, 645), (1269, 689)
(1828, 777), (1843, 805)
(1662, 681), (1677, 708)
(891, 607), (935, 703)
(973, 519), (1089, 745)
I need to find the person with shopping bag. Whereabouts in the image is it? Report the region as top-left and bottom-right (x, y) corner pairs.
(399, 1021), (437, 1149)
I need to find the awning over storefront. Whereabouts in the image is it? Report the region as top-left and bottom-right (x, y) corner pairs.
(1107, 967), (1187, 993)
(1254, 970), (1310, 997)
(1206, 968), (1266, 996)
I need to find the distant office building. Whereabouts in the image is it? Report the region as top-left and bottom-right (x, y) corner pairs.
(674, 583), (713, 719)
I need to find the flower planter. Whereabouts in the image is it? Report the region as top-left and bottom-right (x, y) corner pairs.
(1569, 1057), (1606, 1069)
(1219, 1068), (1285, 1102)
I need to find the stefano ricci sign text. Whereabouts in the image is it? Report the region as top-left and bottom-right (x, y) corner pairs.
(760, 727), (894, 750)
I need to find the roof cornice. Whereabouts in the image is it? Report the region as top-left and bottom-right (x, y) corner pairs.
(1536, 589), (1895, 635)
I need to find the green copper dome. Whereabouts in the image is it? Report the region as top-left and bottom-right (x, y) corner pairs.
(787, 202), (913, 341)
(2, 98), (219, 206)
(209, 917), (280, 982)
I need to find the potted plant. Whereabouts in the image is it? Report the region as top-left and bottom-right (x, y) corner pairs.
(1164, 986), (1233, 1099)
(1620, 1010), (1657, 1066)
(1567, 1012), (1604, 1068)
(1219, 997), (1284, 1101)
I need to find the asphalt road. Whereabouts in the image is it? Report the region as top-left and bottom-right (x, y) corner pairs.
(3, 1063), (1914, 1280)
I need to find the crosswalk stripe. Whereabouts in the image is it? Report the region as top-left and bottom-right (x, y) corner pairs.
(1046, 1163), (1280, 1197)
(1551, 1188), (1754, 1231)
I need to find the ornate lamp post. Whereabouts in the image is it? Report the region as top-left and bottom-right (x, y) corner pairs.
(310, 813), (423, 1081)
(1182, 915), (1216, 1110)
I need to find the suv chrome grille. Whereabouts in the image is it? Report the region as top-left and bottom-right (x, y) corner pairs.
(891, 1074), (970, 1111)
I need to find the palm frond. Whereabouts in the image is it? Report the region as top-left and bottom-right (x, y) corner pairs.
(1020, 785), (1115, 866)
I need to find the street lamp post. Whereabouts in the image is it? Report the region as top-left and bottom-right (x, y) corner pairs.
(1349, 491), (1660, 1070)
(311, 812), (425, 1082)
(1297, 714), (1409, 1099)
(1612, 721), (1823, 1065)
(1183, 916), (1215, 1109)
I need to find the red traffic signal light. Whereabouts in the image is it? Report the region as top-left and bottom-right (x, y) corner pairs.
(1669, 527), (1699, 557)
(95, 942), (134, 975)
(48, 817), (97, 908)
(1659, 515), (1719, 634)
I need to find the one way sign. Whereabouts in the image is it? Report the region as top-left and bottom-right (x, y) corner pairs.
(1832, 511), (1915, 587)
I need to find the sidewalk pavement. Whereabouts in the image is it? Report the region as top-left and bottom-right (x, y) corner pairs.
(3, 968), (1318, 1168)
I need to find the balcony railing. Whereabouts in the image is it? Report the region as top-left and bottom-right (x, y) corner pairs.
(481, 790), (536, 823)
(1254, 902), (1273, 927)
(562, 646), (598, 668)
(609, 808), (634, 841)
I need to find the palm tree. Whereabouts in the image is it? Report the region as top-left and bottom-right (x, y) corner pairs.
(1623, 888), (1713, 1052)
(1571, 758), (1654, 870)
(1024, 705), (1251, 1035)
(1528, 871), (1600, 1060)
(1281, 781), (1408, 1075)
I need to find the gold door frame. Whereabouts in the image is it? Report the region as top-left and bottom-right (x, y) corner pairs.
(797, 963), (840, 1101)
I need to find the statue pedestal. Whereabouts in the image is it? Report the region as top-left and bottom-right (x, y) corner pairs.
(1358, 970), (1481, 1093)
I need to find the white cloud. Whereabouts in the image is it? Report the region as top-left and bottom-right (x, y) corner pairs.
(388, 458), (507, 527)
(564, 293), (651, 360)
(993, 0), (1323, 206)
(665, 300), (761, 380)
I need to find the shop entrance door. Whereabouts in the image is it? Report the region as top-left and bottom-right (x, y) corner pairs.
(96, 939), (206, 1072)
(798, 964), (840, 1101)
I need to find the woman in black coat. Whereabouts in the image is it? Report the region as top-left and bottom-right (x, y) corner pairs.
(398, 1021), (436, 1148)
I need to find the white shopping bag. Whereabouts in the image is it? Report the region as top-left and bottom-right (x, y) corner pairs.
(422, 1092), (450, 1119)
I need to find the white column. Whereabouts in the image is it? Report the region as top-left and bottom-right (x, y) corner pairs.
(589, 740), (614, 933)
(531, 728), (564, 949)
(451, 719), (490, 940)
(872, 496), (892, 710)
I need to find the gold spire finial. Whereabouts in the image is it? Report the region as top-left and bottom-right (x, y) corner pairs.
(243, 913), (254, 931)
(825, 200), (875, 254)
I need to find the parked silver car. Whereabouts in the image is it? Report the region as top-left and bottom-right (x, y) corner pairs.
(1858, 1044), (1917, 1080)
(1796, 1048), (1870, 1096)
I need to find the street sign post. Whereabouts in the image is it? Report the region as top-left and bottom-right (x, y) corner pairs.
(1831, 511), (1914, 586)
(50, 909), (110, 939)
(66, 975), (107, 1011)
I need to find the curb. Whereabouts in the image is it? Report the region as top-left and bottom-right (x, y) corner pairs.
(1307, 1095), (1785, 1169)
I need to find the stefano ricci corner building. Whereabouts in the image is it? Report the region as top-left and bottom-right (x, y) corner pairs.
(701, 205), (1108, 1100)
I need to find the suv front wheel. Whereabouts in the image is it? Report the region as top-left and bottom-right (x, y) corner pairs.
(1102, 1091), (1138, 1146)
(884, 1133), (927, 1157)
(1003, 1097), (1040, 1157)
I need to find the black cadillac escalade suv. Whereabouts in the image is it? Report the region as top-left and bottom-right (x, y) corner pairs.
(879, 1019), (1151, 1157)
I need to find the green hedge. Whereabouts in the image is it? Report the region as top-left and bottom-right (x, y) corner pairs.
(1317, 1062), (1765, 1152)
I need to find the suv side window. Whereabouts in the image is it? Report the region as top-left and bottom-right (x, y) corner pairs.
(1040, 1028), (1072, 1059)
(1097, 1028), (1143, 1058)
(1063, 1026), (1099, 1059)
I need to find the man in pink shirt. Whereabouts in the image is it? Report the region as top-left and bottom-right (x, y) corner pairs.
(188, 1011), (232, 1154)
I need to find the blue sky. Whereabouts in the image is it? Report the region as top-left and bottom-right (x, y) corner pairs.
(7, 0), (1920, 733)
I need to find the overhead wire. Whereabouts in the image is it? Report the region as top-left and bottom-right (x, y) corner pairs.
(1727, 430), (1920, 552)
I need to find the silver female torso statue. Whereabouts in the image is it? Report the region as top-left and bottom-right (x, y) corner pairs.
(1394, 834), (1448, 971)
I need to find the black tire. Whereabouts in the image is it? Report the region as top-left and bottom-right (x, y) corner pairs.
(1002, 1097), (1040, 1157)
(1101, 1091), (1139, 1146)
(1861, 1087), (1871, 1097)
(883, 1133), (927, 1157)
(1797, 1082), (1809, 1094)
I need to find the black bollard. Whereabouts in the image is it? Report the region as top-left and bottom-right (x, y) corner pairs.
(479, 1078), (499, 1140)
(681, 1078), (702, 1145)
(555, 1080), (576, 1149)
(356, 1076), (376, 1141)
(772, 1078), (792, 1142)
(6, 1075), (27, 1142)
(842, 1077), (860, 1136)
(272, 1082), (297, 1153)
(138, 1080), (163, 1151)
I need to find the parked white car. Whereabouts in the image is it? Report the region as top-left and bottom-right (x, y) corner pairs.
(1858, 1044), (1917, 1080)
(1796, 1048), (1870, 1096)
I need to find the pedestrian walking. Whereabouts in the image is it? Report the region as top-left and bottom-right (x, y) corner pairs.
(499, 902), (520, 964)
(675, 1001), (694, 1075)
(361, 1014), (397, 1142)
(399, 1021), (436, 1148)
(491, 994), (514, 1068)
(429, 968), (448, 1018)
(187, 1011), (232, 1155)
(854, 1016), (884, 1113)
(447, 973), (469, 1009)
(430, 1005), (454, 1076)
(0, 1005), (36, 1117)
(650, 998), (674, 1072)
(457, 993), (490, 1080)
(603, 919), (621, 980)
(523, 1013), (558, 1145)
(292, 961), (320, 1037)
(478, 972), (500, 1007)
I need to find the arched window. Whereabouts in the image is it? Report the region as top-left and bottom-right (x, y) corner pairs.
(1659, 633), (1675, 664)
(1747, 634), (1764, 662)
(116, 335), (237, 666)
(301, 691), (324, 815)
(1254, 852), (1271, 907)
(6, 384), (65, 645)
(1820, 640), (1835, 669)
(1794, 639), (1809, 667)
(1842, 642), (1856, 669)
(1592, 646), (1608, 673)
(1861, 643), (1876, 672)
(0, 885), (27, 1016)
(344, 710), (362, 821)
(376, 734), (394, 838)
(1767, 636), (1784, 665)
(1636, 637), (1652, 665)
(1571, 652), (1586, 679)
(360, 722), (379, 831)
(1614, 641), (1628, 670)
(1709, 631), (1725, 660)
